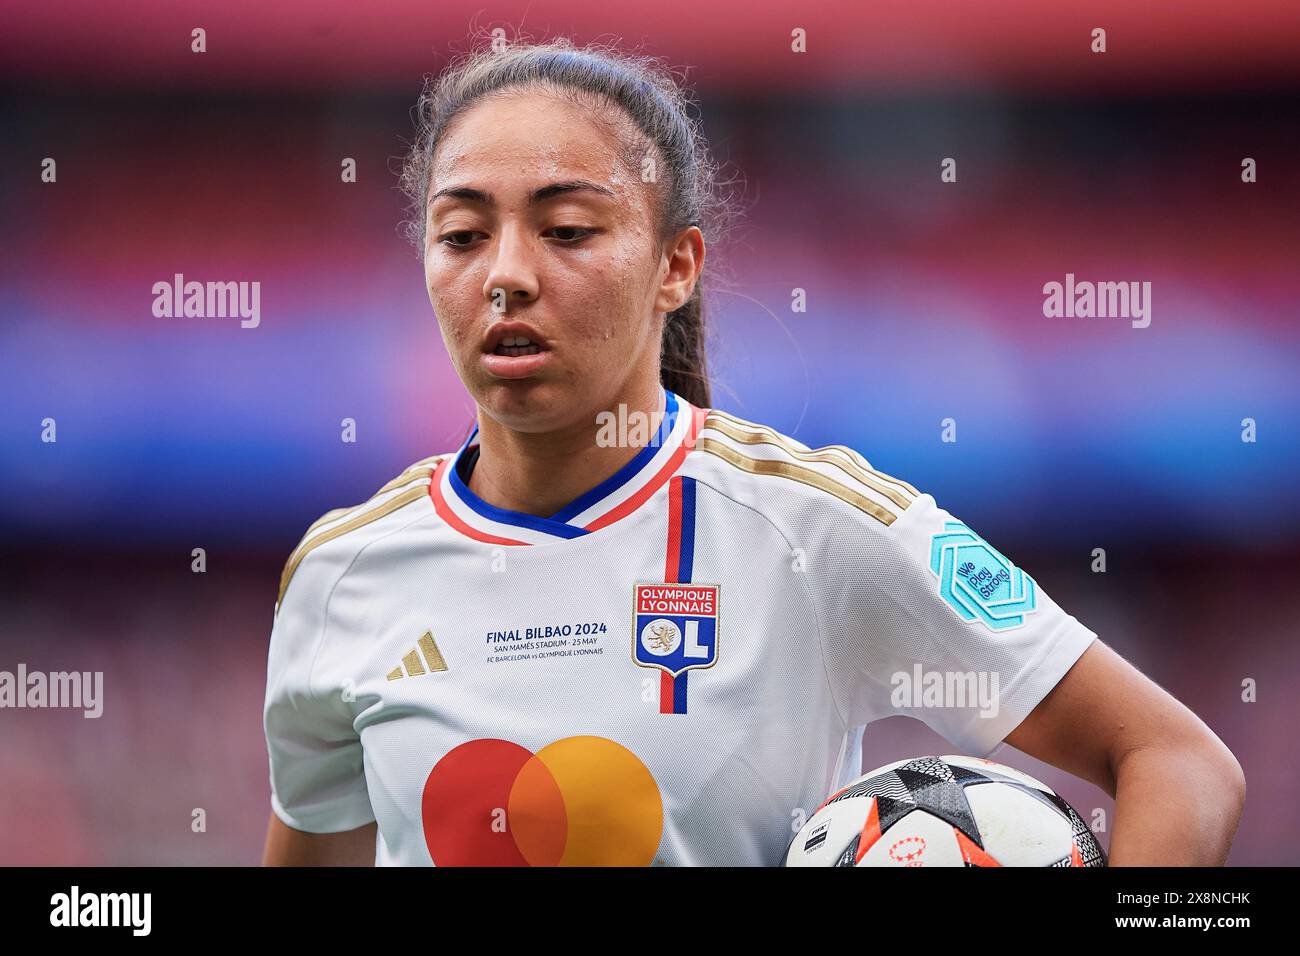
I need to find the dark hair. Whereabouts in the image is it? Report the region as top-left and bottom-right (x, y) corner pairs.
(399, 35), (730, 408)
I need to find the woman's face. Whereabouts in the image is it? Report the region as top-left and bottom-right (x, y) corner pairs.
(423, 90), (699, 433)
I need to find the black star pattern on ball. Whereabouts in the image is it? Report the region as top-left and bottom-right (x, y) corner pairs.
(816, 756), (1108, 867)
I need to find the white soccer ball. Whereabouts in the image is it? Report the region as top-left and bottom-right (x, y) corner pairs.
(783, 755), (1106, 867)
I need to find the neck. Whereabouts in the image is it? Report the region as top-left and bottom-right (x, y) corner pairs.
(467, 380), (667, 518)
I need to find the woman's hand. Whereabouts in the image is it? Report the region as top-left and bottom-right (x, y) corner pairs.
(1003, 639), (1245, 865)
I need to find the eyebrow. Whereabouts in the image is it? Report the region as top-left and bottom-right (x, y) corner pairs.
(428, 179), (616, 208)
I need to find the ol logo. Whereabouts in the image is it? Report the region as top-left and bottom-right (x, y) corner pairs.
(929, 521), (1037, 631)
(632, 582), (719, 714)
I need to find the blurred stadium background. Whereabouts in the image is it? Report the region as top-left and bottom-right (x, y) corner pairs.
(1, 1), (1297, 864)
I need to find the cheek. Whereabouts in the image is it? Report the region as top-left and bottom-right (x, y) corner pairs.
(554, 253), (655, 341)
(425, 261), (476, 344)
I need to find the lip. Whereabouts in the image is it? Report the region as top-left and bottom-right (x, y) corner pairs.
(480, 349), (553, 379)
(481, 320), (549, 354)
(479, 319), (552, 380)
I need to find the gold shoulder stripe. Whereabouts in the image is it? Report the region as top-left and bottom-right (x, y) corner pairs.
(705, 411), (916, 511)
(709, 408), (919, 498)
(277, 458), (445, 612)
(301, 505), (352, 538)
(300, 458), (444, 539)
(277, 484), (429, 611)
(372, 463), (439, 499)
(300, 471), (430, 540)
(697, 437), (897, 526)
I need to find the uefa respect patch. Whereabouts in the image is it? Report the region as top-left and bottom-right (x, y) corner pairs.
(929, 522), (1037, 631)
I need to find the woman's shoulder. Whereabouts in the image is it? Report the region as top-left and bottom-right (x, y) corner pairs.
(275, 451), (451, 614)
(690, 406), (925, 531)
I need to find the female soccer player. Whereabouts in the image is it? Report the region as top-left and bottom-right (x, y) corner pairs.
(262, 40), (1243, 866)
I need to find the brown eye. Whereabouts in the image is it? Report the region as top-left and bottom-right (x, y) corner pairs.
(439, 230), (483, 247)
(546, 226), (594, 242)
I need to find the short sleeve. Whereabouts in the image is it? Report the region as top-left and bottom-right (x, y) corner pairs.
(263, 541), (375, 833)
(815, 491), (1097, 759)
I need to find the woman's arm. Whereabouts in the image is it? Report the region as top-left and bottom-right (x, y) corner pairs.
(1003, 639), (1245, 865)
(261, 813), (378, 866)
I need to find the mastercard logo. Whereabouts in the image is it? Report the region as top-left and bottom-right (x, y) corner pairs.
(421, 735), (664, 866)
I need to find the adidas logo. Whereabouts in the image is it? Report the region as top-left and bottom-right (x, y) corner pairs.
(386, 631), (449, 680)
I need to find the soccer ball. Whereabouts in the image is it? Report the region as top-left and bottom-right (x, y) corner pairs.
(783, 755), (1106, 867)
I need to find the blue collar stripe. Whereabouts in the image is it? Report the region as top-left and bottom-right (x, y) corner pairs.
(446, 389), (679, 539)
(446, 453), (591, 539)
(447, 434), (590, 535)
(547, 389), (679, 524)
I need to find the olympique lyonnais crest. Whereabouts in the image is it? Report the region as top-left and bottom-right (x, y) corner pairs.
(632, 583), (720, 676)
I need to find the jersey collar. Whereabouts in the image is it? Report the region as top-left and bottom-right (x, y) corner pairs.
(429, 387), (707, 546)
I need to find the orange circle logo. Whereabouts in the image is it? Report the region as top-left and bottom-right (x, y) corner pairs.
(421, 736), (663, 866)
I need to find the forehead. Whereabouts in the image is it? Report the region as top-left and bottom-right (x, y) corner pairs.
(431, 90), (644, 196)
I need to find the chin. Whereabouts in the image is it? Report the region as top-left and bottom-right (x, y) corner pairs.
(476, 378), (582, 433)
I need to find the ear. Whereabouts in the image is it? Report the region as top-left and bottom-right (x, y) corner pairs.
(653, 225), (705, 314)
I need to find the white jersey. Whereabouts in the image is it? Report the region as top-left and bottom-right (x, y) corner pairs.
(263, 386), (1097, 866)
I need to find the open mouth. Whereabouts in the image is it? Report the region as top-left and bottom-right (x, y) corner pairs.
(481, 326), (552, 379)
(493, 336), (544, 357)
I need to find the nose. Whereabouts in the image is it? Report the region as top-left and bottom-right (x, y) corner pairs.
(483, 223), (539, 315)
